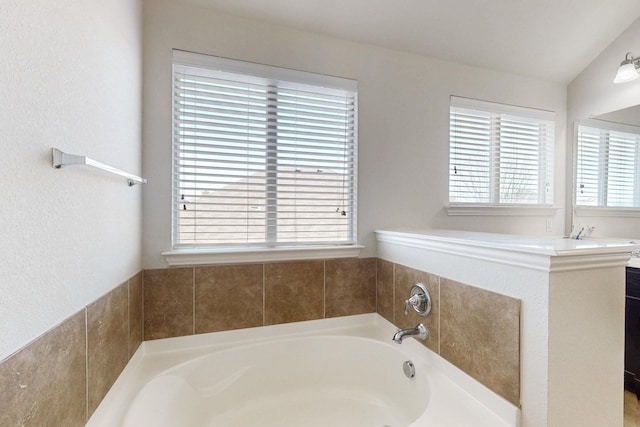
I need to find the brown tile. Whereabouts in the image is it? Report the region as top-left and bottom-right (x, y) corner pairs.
(128, 271), (143, 357)
(144, 267), (194, 340)
(195, 264), (263, 333)
(394, 264), (440, 353)
(265, 260), (324, 325)
(87, 282), (129, 416)
(440, 277), (520, 406)
(325, 258), (376, 318)
(376, 258), (394, 322)
(0, 311), (86, 427)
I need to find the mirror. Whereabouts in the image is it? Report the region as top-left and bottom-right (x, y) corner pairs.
(572, 102), (640, 240)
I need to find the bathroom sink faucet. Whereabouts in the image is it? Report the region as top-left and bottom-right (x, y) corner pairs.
(392, 323), (428, 344)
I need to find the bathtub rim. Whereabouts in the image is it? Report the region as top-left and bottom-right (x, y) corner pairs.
(86, 313), (520, 427)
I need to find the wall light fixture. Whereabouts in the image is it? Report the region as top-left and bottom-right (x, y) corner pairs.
(614, 52), (640, 83)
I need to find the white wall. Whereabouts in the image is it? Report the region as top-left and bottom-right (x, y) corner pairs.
(0, 0), (143, 361)
(567, 17), (640, 238)
(142, 0), (567, 268)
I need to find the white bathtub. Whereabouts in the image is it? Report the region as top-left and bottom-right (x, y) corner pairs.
(87, 314), (520, 427)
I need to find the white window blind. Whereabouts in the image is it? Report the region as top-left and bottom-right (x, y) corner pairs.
(449, 96), (555, 205)
(576, 121), (640, 208)
(172, 51), (358, 249)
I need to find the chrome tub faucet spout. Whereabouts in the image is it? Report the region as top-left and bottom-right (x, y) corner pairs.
(392, 323), (428, 344)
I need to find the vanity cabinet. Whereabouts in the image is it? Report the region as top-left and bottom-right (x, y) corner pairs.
(626, 267), (640, 397)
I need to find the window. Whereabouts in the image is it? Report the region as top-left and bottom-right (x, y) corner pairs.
(576, 121), (640, 208)
(172, 51), (357, 250)
(449, 96), (555, 206)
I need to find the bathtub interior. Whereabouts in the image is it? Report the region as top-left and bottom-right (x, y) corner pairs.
(123, 336), (430, 427)
(87, 313), (520, 427)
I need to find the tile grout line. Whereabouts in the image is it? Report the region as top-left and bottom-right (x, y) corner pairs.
(141, 270), (145, 341)
(84, 307), (89, 422)
(392, 262), (396, 325)
(323, 260), (326, 319)
(127, 278), (131, 360)
(374, 259), (378, 315)
(192, 267), (196, 335)
(437, 276), (441, 355)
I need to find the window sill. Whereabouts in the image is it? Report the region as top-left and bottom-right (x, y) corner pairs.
(575, 206), (640, 218)
(161, 245), (365, 267)
(446, 204), (559, 216)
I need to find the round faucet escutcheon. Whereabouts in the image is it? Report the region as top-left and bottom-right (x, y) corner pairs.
(405, 282), (432, 317)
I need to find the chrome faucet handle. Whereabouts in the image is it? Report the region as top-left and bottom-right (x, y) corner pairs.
(404, 295), (422, 315)
(404, 283), (432, 317)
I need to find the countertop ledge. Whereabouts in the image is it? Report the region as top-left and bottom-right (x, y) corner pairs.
(375, 229), (640, 273)
(375, 229), (640, 256)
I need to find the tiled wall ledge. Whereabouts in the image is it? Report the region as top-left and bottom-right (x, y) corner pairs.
(0, 272), (143, 427)
(376, 259), (520, 406)
(143, 258), (377, 339)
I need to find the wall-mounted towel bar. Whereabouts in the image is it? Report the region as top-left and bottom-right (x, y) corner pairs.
(52, 148), (147, 186)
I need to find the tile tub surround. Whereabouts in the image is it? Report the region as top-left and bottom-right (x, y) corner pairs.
(195, 263), (264, 333)
(0, 272), (143, 426)
(0, 256), (518, 426)
(143, 258), (378, 340)
(144, 257), (518, 406)
(440, 277), (520, 406)
(376, 259), (521, 406)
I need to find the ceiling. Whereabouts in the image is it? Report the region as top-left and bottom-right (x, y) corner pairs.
(180, 0), (640, 84)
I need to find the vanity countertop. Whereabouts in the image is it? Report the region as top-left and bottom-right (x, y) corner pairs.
(375, 229), (640, 257)
(628, 257), (640, 269)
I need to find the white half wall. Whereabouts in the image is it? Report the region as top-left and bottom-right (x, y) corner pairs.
(0, 0), (143, 361)
(142, 0), (567, 268)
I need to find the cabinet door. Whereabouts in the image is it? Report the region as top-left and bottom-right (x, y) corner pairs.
(626, 267), (640, 394)
(626, 296), (640, 377)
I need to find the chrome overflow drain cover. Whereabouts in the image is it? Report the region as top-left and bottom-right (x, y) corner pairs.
(403, 360), (415, 378)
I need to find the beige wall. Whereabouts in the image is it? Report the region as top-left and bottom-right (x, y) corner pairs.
(142, 0), (568, 269)
(0, 0), (143, 362)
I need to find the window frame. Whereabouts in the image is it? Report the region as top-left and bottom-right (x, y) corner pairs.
(164, 50), (362, 265)
(447, 96), (556, 215)
(574, 119), (640, 214)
